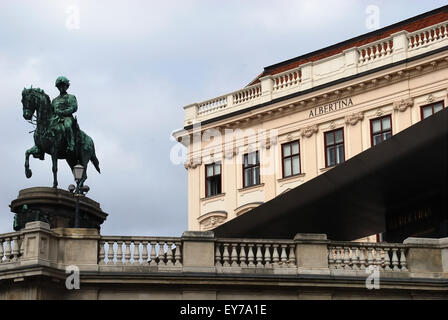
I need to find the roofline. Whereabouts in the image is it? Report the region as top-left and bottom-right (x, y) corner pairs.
(262, 5), (448, 73)
(183, 45), (448, 131)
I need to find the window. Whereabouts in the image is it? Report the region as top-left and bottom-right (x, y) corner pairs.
(282, 140), (301, 178)
(243, 151), (260, 188)
(421, 101), (444, 120)
(370, 115), (392, 146)
(205, 163), (221, 197)
(324, 128), (344, 167)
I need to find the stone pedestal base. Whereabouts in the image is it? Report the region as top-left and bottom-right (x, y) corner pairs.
(10, 187), (108, 231)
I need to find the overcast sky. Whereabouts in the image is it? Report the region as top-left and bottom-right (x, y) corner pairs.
(0, 1), (445, 236)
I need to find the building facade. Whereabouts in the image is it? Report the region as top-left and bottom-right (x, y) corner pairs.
(173, 7), (448, 233)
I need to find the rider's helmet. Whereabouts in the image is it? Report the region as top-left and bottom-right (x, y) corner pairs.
(55, 76), (70, 88)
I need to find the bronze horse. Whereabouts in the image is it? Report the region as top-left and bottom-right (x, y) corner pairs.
(21, 88), (100, 188)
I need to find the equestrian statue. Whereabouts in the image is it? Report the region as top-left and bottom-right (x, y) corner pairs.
(21, 76), (100, 188)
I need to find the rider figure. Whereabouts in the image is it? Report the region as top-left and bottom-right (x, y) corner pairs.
(52, 76), (77, 154)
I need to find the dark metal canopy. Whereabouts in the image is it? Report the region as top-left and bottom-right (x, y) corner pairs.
(214, 108), (448, 241)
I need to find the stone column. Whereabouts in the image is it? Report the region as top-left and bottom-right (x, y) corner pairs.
(52, 228), (100, 272)
(343, 47), (359, 77)
(294, 233), (330, 275)
(300, 62), (313, 90)
(181, 231), (215, 272)
(403, 237), (448, 276)
(259, 75), (273, 103)
(391, 30), (409, 62)
(20, 221), (57, 268)
(183, 103), (199, 125)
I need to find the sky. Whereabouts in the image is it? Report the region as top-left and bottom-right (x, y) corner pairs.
(0, 0), (446, 237)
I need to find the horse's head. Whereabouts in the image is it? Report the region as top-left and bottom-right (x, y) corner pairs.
(21, 87), (50, 121)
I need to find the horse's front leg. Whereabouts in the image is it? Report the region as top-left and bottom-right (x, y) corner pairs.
(24, 146), (40, 178)
(52, 154), (58, 188)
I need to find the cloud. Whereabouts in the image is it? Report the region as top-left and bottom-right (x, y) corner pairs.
(0, 0), (444, 236)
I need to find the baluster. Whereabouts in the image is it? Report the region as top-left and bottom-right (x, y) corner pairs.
(350, 247), (359, 270)
(255, 244), (263, 268)
(358, 50), (364, 64)
(379, 43), (385, 57)
(418, 33), (423, 46)
(222, 243), (230, 267)
(429, 29), (434, 42)
(215, 243), (222, 267)
(264, 244), (271, 268)
(375, 247), (383, 269)
(288, 244), (296, 267)
(239, 244), (247, 267)
(166, 242), (174, 266)
(124, 241), (131, 265)
(343, 247), (351, 270)
(400, 248), (408, 271)
(408, 36), (413, 49)
(12, 236), (20, 261)
(367, 247), (374, 268)
(158, 242), (166, 266)
(391, 248), (399, 271)
(328, 247), (335, 269)
(107, 241), (115, 265)
(272, 244), (279, 267)
(0, 239), (4, 263)
(247, 244), (255, 267)
(149, 241), (157, 266)
(374, 44), (380, 58)
(174, 242), (182, 266)
(4, 238), (11, 262)
(444, 24), (448, 38)
(19, 237), (24, 257)
(141, 241), (148, 264)
(116, 241), (123, 265)
(358, 247), (366, 270)
(98, 241), (105, 264)
(383, 247), (391, 271)
(280, 245), (287, 267)
(230, 243), (238, 267)
(133, 241), (141, 265)
(334, 246), (342, 269)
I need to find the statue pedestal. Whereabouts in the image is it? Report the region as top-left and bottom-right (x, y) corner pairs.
(10, 187), (108, 231)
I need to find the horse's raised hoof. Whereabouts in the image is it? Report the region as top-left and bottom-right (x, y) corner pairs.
(25, 168), (32, 178)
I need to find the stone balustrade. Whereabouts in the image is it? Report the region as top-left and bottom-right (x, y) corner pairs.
(272, 67), (302, 92)
(232, 83), (262, 105)
(408, 21), (448, 51)
(99, 236), (182, 267)
(357, 37), (393, 65)
(328, 242), (407, 271)
(0, 232), (23, 264)
(181, 21), (448, 126)
(0, 223), (447, 282)
(215, 238), (296, 270)
(197, 95), (228, 115)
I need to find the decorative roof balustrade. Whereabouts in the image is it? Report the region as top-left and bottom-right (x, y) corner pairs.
(181, 21), (448, 127)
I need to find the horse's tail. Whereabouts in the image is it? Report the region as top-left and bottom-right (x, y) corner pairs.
(90, 147), (101, 174)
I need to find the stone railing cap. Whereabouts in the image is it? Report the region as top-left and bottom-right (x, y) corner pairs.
(182, 231), (215, 240)
(403, 236), (448, 247)
(25, 221), (50, 230)
(294, 233), (327, 241)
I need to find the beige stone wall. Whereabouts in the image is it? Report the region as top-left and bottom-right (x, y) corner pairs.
(185, 52), (448, 232)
